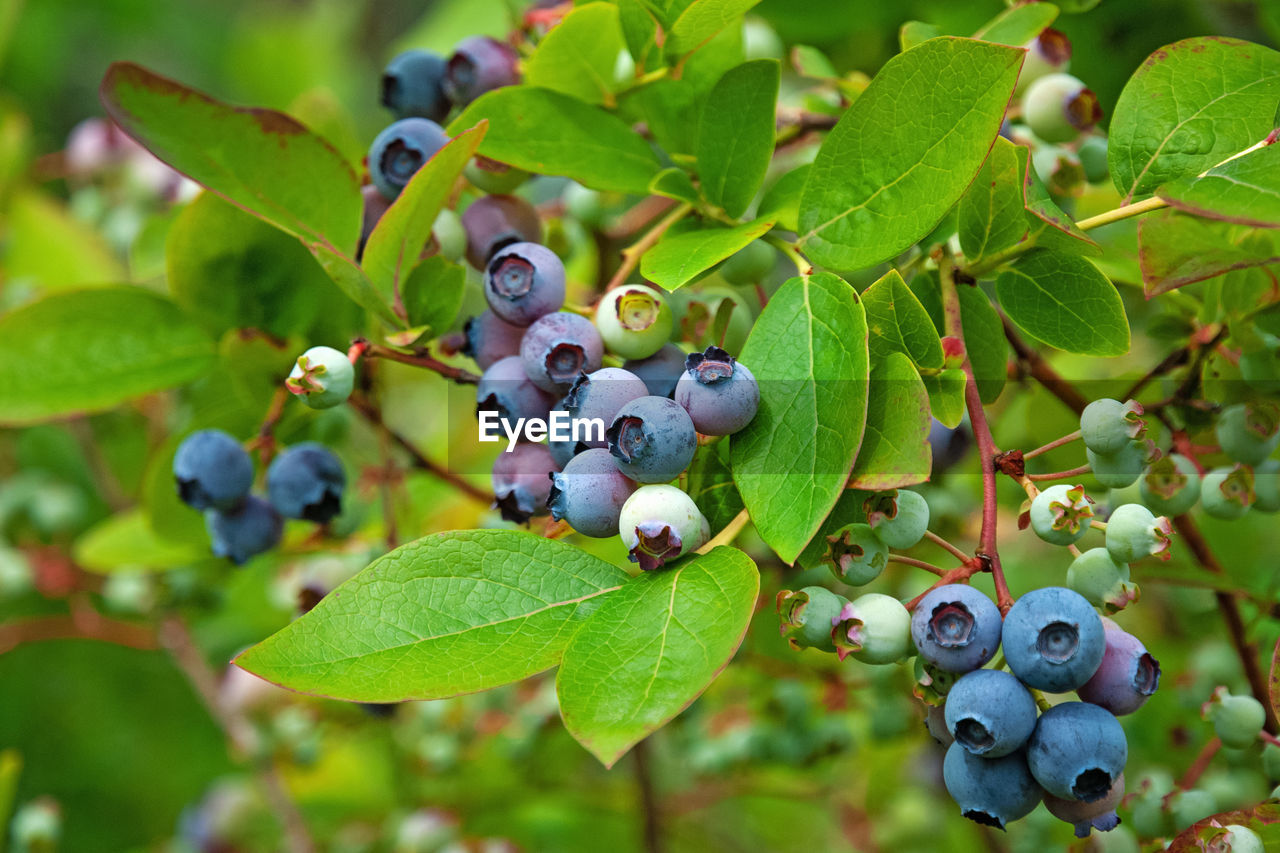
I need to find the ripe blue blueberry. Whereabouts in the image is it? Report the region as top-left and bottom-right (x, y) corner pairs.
(286, 346), (355, 410)
(910, 584), (1002, 673)
(564, 368), (649, 448)
(1027, 701), (1128, 802)
(1216, 402), (1280, 466)
(1002, 586), (1106, 692)
(831, 593), (912, 664)
(1105, 503), (1172, 563)
(1066, 547), (1137, 613)
(547, 401), (587, 468)
(443, 36), (520, 106)
(823, 522), (887, 586)
(1077, 623), (1160, 716)
(1087, 440), (1152, 489)
(594, 285), (674, 360)
(674, 347), (760, 436)
(520, 312), (604, 394)
(491, 442), (559, 524)
(547, 447), (637, 537)
(462, 310), (525, 370)
(381, 49), (450, 123)
(206, 496), (283, 565)
(1138, 454), (1200, 517)
(266, 443), (346, 523)
(624, 343), (688, 398)
(606, 396), (698, 484)
(1023, 72), (1103, 143)
(485, 242), (566, 327)
(617, 484), (709, 570)
(929, 417), (972, 477)
(864, 489), (930, 549)
(462, 194), (542, 270)
(174, 429), (255, 511)
(368, 118), (449, 200)
(1043, 772), (1124, 838)
(1203, 686), (1266, 749)
(476, 355), (556, 429)
(1200, 465), (1254, 520)
(1030, 483), (1094, 546)
(942, 744), (1042, 830)
(776, 586), (849, 652)
(944, 669), (1038, 757)
(1254, 459), (1280, 512)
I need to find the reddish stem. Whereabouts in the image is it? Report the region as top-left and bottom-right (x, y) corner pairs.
(366, 343), (479, 385)
(1026, 464), (1092, 482)
(1022, 429), (1082, 460)
(887, 555), (948, 576)
(1176, 736), (1221, 791)
(1002, 317), (1089, 415)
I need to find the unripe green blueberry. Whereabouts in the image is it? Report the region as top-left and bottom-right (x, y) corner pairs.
(1029, 483), (1094, 546)
(1066, 547), (1137, 613)
(1239, 344), (1280, 395)
(1215, 402), (1280, 466)
(464, 156), (529, 193)
(864, 489), (930, 549)
(1023, 72), (1103, 143)
(1200, 465), (1254, 520)
(1217, 825), (1265, 853)
(595, 284), (674, 360)
(1255, 459), (1280, 512)
(286, 345), (354, 409)
(12, 798), (60, 851)
(1080, 398), (1147, 455)
(718, 240), (776, 285)
(743, 16), (785, 61)
(1032, 144), (1085, 198)
(823, 522), (888, 586)
(831, 593), (912, 664)
(1139, 454), (1200, 517)
(1169, 788), (1217, 832)
(1014, 28), (1072, 97)
(776, 586), (848, 652)
(1078, 136), (1109, 184)
(617, 484), (709, 571)
(1263, 742), (1280, 781)
(432, 208), (466, 262)
(1105, 503), (1172, 563)
(563, 182), (608, 228)
(1127, 789), (1172, 839)
(1088, 441), (1152, 489)
(1203, 686), (1266, 749)
(674, 286), (753, 353)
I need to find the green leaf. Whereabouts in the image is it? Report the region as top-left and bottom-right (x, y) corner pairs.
(73, 509), (205, 573)
(617, 0), (660, 67)
(649, 167), (702, 205)
(6, 190), (125, 290)
(686, 443), (745, 534)
(922, 368), (968, 428)
(557, 547), (759, 767)
(641, 218), (774, 291)
(972, 1), (1058, 46)
(402, 256), (467, 335)
(791, 45), (836, 79)
(1024, 164), (1101, 255)
(757, 165), (809, 232)
(362, 124), (485, 312)
(899, 22), (942, 53)
(235, 531), (629, 702)
(730, 273), (869, 563)
(696, 60), (779, 218)
(909, 272), (1008, 403)
(958, 137), (1028, 264)
(1109, 38), (1280, 202)
(794, 488), (867, 570)
(862, 269), (945, 370)
(525, 3), (626, 105)
(996, 249), (1130, 356)
(849, 352), (932, 490)
(1158, 142), (1280, 228)
(449, 86), (662, 193)
(798, 38), (1023, 270)
(0, 287), (216, 426)
(666, 0), (761, 55)
(1137, 210), (1280, 297)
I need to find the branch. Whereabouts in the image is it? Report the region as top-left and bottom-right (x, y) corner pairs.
(365, 342), (479, 385)
(888, 555), (947, 576)
(605, 202), (693, 291)
(1003, 317), (1089, 415)
(632, 739), (664, 853)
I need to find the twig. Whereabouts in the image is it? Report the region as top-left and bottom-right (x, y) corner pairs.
(696, 508), (750, 554)
(365, 343), (480, 385)
(605, 202), (693, 291)
(1026, 464), (1092, 482)
(0, 613), (156, 654)
(1022, 429), (1082, 461)
(1075, 195), (1168, 231)
(1003, 317), (1089, 415)
(888, 555), (947, 576)
(922, 530), (972, 564)
(632, 739), (664, 853)
(1176, 736), (1221, 791)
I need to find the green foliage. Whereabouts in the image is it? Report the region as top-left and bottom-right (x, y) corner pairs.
(524, 3), (626, 105)
(695, 59), (779, 218)
(640, 219), (774, 291)
(996, 249), (1130, 356)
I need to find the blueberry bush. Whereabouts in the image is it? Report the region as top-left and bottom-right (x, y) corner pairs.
(6, 1), (1280, 851)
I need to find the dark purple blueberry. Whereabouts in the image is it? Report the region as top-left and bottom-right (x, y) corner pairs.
(1076, 624), (1160, 716)
(491, 442), (559, 523)
(443, 36), (520, 106)
(519, 312), (604, 393)
(564, 368), (649, 449)
(476, 355), (556, 433)
(461, 194), (543, 270)
(462, 310), (525, 370)
(623, 343), (688, 398)
(547, 447), (637, 537)
(484, 242), (566, 327)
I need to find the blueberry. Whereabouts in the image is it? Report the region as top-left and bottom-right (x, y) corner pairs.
(462, 310), (525, 370)
(461, 194), (542, 270)
(565, 368), (649, 448)
(1216, 402), (1280, 466)
(368, 118), (449, 200)
(1027, 702), (1127, 802)
(1014, 27), (1072, 97)
(1087, 441), (1152, 489)
(1066, 547), (1137, 613)
(547, 400), (588, 468)
(476, 355), (556, 430)
(1077, 624), (1160, 716)
(464, 156), (529, 194)
(1002, 586), (1106, 692)
(674, 347), (760, 436)
(942, 744), (1042, 830)
(520, 312), (604, 393)
(864, 489), (930, 549)
(1078, 136), (1109, 184)
(1254, 458), (1280, 512)
(286, 345), (355, 410)
(266, 443), (346, 523)
(358, 184), (392, 257)
(624, 343), (688, 398)
(674, 286), (753, 353)
(485, 242), (566, 328)
(491, 442), (559, 524)
(443, 36), (520, 106)
(718, 239), (776, 285)
(617, 484), (709, 570)
(1241, 343), (1280, 395)
(925, 703), (954, 747)
(431, 208), (466, 262)
(606, 396), (698, 483)
(929, 417), (972, 476)
(1200, 464), (1254, 520)
(594, 284), (674, 360)
(547, 447), (637, 537)
(1030, 483), (1094, 546)
(1043, 772), (1124, 838)
(777, 586), (848, 652)
(1203, 686), (1266, 749)
(823, 522), (888, 586)
(1216, 825), (1265, 853)
(1105, 503), (1172, 563)
(831, 593), (912, 664)
(1139, 454), (1200, 517)
(381, 49), (450, 123)
(1023, 72), (1102, 144)
(206, 496), (283, 565)
(910, 584), (1002, 673)
(945, 669), (1038, 757)
(1169, 788), (1217, 832)
(1081, 398), (1146, 455)
(173, 429), (254, 511)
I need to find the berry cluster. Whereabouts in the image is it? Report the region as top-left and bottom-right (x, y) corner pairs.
(172, 430), (346, 564)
